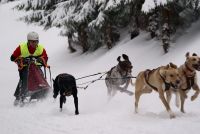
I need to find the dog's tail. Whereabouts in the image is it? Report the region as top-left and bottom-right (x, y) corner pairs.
(130, 79), (135, 86)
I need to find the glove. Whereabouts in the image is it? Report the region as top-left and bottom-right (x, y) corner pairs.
(15, 58), (24, 69)
(37, 57), (46, 66)
(37, 57), (49, 68)
(37, 57), (43, 63)
(15, 59), (21, 65)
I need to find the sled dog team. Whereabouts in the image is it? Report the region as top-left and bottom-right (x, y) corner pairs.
(12, 32), (200, 118)
(135, 52), (200, 118)
(11, 31), (200, 119)
(53, 52), (200, 119)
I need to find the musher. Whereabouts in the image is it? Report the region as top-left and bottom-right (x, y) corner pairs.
(10, 31), (48, 105)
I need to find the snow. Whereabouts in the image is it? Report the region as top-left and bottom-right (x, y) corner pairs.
(1, 1), (200, 134)
(142, 0), (173, 12)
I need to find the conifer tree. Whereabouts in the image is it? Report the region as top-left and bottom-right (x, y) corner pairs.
(161, 23), (170, 53)
(147, 0), (159, 38)
(12, 0), (200, 54)
(129, 0), (145, 39)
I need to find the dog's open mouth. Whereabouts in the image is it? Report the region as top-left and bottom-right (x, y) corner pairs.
(193, 64), (200, 71)
(171, 83), (179, 89)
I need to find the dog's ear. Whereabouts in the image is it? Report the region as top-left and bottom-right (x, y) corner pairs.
(165, 64), (170, 69)
(186, 52), (190, 58)
(52, 78), (55, 83)
(192, 53), (197, 56)
(169, 62), (177, 69)
(117, 56), (121, 62)
(122, 54), (129, 61)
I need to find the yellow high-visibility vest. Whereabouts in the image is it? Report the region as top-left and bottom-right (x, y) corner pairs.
(20, 42), (44, 57)
(20, 42), (44, 66)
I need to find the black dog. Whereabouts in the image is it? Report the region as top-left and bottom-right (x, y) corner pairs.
(53, 73), (79, 115)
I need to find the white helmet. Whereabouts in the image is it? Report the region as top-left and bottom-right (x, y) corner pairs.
(27, 31), (39, 41)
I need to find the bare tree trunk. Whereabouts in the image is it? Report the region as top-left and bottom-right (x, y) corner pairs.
(194, 0), (200, 20)
(162, 9), (171, 54)
(129, 0), (145, 39)
(67, 32), (76, 53)
(78, 24), (89, 52)
(105, 23), (112, 49)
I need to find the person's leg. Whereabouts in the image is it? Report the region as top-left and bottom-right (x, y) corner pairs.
(14, 80), (21, 99)
(14, 72), (23, 105)
(19, 67), (28, 99)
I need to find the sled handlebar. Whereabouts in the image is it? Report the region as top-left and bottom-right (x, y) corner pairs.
(23, 57), (37, 63)
(15, 56), (50, 70)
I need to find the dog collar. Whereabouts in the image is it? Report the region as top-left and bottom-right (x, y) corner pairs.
(159, 73), (171, 91)
(183, 63), (196, 78)
(185, 62), (194, 73)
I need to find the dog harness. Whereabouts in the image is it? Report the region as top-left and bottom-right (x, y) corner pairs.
(182, 70), (195, 91)
(57, 74), (74, 96)
(183, 75), (195, 91)
(144, 68), (170, 91)
(107, 66), (130, 81)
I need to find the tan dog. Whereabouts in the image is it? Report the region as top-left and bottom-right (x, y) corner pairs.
(174, 52), (200, 113)
(134, 63), (181, 118)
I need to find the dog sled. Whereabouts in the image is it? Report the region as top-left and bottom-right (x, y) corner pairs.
(14, 57), (51, 106)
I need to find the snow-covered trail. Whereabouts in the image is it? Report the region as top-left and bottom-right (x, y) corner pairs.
(0, 3), (134, 134)
(1, 1), (200, 134)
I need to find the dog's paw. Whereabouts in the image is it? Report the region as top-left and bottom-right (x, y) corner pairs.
(75, 111), (79, 115)
(181, 109), (185, 113)
(53, 94), (57, 99)
(169, 111), (176, 119)
(169, 113), (176, 119)
(191, 95), (197, 101)
(191, 91), (199, 101)
(170, 114), (176, 119)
